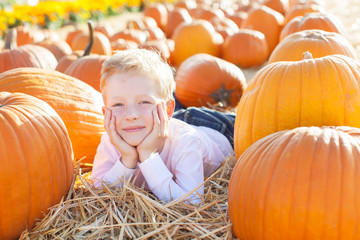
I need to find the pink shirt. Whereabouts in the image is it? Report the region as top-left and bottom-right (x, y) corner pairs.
(91, 118), (234, 203)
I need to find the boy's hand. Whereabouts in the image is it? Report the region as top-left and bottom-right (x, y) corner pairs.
(104, 108), (138, 169)
(137, 102), (168, 162)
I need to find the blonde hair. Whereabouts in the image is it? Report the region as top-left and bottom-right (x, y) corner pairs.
(101, 49), (175, 101)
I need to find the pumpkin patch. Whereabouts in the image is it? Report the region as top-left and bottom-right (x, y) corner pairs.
(0, 0), (359, 238)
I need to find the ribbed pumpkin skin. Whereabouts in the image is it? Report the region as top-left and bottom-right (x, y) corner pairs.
(64, 54), (109, 92)
(0, 44), (58, 74)
(175, 53), (247, 108)
(280, 12), (348, 41)
(268, 29), (358, 64)
(0, 92), (74, 240)
(234, 54), (360, 158)
(229, 126), (360, 240)
(0, 67), (105, 163)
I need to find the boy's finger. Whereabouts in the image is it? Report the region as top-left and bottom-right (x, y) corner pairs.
(159, 102), (166, 136)
(104, 108), (111, 131)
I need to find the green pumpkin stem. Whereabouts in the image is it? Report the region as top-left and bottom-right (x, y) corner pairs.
(82, 20), (94, 57)
(4, 28), (17, 50)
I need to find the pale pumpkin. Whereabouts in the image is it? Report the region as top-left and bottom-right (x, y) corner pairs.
(280, 12), (348, 41)
(268, 29), (358, 63)
(229, 126), (360, 239)
(0, 91), (73, 240)
(0, 67), (105, 164)
(234, 53), (360, 158)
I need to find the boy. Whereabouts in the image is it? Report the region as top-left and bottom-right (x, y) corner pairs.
(91, 49), (234, 204)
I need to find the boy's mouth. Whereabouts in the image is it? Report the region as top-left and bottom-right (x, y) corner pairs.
(123, 126), (145, 132)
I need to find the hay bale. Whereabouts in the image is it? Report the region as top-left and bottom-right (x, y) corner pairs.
(20, 156), (237, 239)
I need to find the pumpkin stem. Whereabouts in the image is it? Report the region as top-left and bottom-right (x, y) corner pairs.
(82, 20), (94, 57)
(302, 51), (313, 60)
(209, 83), (234, 109)
(4, 28), (17, 50)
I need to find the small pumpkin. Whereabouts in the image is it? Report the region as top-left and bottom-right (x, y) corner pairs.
(171, 19), (223, 67)
(229, 126), (360, 240)
(241, 5), (285, 52)
(12, 25), (45, 46)
(64, 54), (109, 92)
(0, 91), (73, 240)
(35, 39), (72, 61)
(263, 0), (290, 16)
(0, 29), (57, 73)
(222, 29), (269, 68)
(56, 21), (95, 73)
(234, 52), (360, 158)
(165, 7), (193, 38)
(175, 53), (247, 109)
(143, 3), (168, 31)
(110, 28), (148, 45)
(71, 21), (112, 56)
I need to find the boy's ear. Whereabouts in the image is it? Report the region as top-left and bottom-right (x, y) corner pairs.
(102, 106), (106, 115)
(166, 99), (175, 118)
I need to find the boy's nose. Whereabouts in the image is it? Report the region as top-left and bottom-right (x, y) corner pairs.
(124, 108), (139, 121)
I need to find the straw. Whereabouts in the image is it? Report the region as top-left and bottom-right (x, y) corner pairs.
(19, 155), (237, 239)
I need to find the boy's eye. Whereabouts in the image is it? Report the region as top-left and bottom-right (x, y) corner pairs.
(140, 101), (152, 104)
(112, 103), (124, 107)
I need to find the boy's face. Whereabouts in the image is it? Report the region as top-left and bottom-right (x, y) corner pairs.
(102, 71), (165, 146)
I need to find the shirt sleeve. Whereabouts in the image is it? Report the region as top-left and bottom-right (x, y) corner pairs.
(91, 133), (138, 188)
(139, 139), (204, 204)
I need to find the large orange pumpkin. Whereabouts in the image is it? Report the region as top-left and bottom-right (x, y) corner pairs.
(268, 29), (358, 64)
(175, 53), (247, 108)
(172, 19), (223, 67)
(229, 126), (360, 239)
(0, 91), (74, 240)
(0, 67), (105, 164)
(234, 53), (360, 158)
(280, 12), (348, 41)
